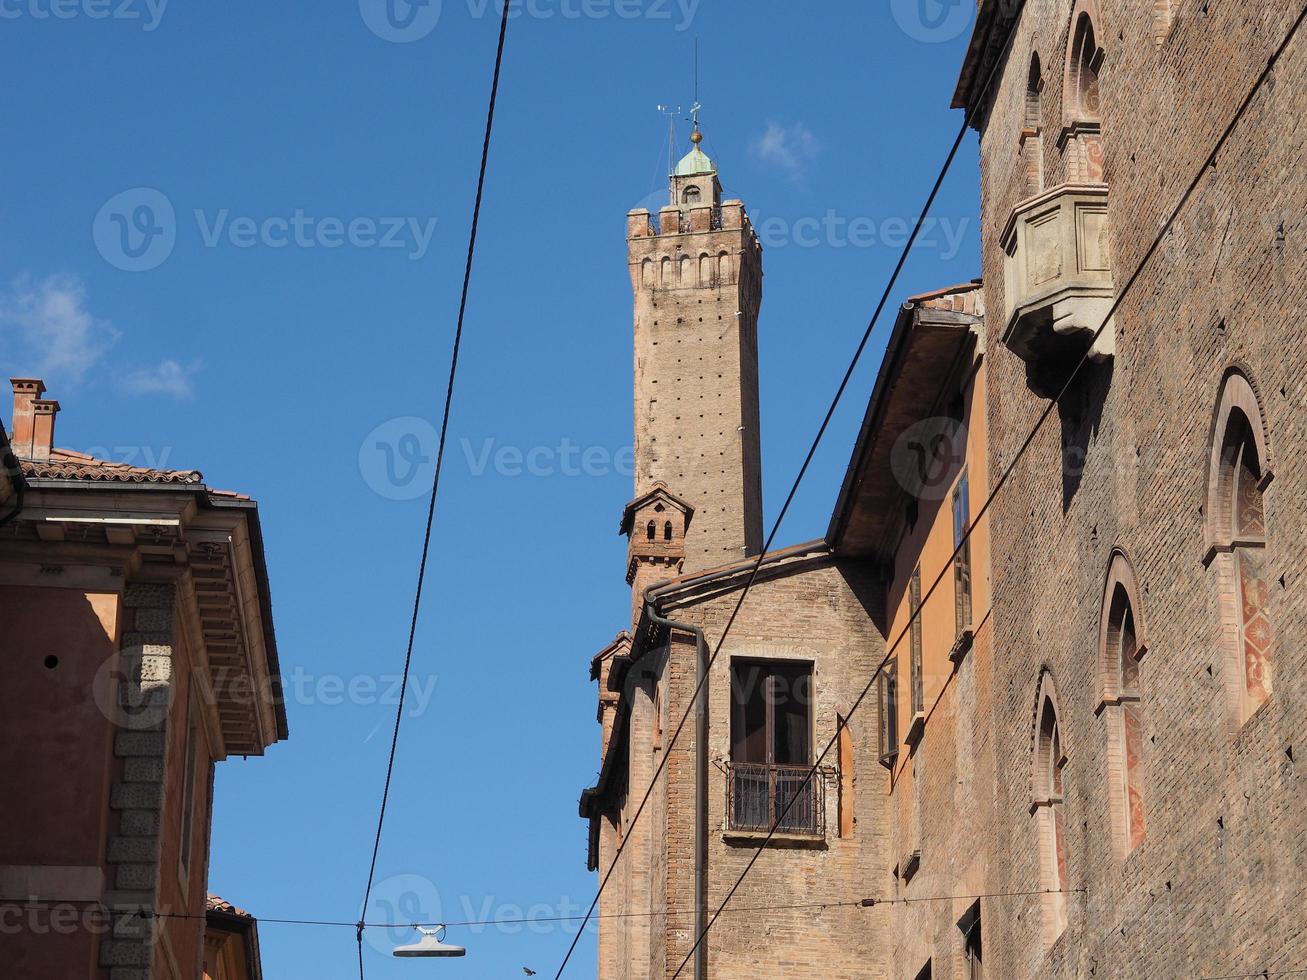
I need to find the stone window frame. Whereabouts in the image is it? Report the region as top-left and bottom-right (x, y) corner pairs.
(1059, 0), (1107, 184)
(1062, 0), (1106, 128)
(1030, 670), (1069, 950)
(1095, 549), (1148, 859)
(1203, 368), (1276, 729)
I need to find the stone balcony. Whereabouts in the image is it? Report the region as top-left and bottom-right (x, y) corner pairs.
(1000, 183), (1115, 364)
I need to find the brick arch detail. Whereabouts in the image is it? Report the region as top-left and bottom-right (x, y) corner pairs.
(1096, 548), (1149, 705)
(1204, 367), (1273, 555)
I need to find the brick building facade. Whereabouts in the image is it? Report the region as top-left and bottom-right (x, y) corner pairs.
(580, 2), (1304, 977)
(0, 381), (286, 979)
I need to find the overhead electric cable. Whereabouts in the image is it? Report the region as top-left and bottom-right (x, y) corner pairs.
(667, 6), (1307, 976)
(355, 0), (513, 975)
(549, 2), (1020, 974)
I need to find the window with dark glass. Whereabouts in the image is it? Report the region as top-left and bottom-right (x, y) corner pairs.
(909, 566), (924, 717)
(953, 469), (973, 635)
(728, 660), (821, 835)
(878, 660), (899, 769)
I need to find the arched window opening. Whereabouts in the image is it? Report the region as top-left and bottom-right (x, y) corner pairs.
(641, 257), (653, 289)
(1033, 677), (1068, 947)
(1099, 551), (1147, 857)
(683, 185), (701, 204)
(663, 521), (673, 542)
(1022, 53), (1045, 197)
(1062, 5), (1106, 183)
(1070, 14), (1102, 121)
(699, 253), (712, 284)
(1206, 372), (1274, 725)
(718, 252), (732, 284)
(646, 520), (656, 542)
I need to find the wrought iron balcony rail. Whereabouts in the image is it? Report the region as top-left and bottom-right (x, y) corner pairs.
(726, 762), (825, 837)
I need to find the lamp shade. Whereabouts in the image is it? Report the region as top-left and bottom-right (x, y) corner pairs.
(393, 925), (466, 958)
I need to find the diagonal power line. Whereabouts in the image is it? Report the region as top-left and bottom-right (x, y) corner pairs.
(550, 3), (1026, 977)
(356, 1), (513, 976)
(669, 4), (1307, 976)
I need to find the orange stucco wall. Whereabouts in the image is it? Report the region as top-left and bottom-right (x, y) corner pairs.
(0, 585), (120, 979)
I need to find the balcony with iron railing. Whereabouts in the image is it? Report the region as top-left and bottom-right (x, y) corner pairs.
(725, 762), (825, 839)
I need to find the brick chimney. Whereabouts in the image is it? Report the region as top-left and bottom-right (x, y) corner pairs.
(10, 378), (58, 461)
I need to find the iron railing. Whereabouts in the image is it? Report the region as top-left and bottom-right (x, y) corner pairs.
(726, 762), (825, 836)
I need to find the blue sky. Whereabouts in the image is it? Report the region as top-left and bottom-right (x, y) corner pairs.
(0, 1), (982, 975)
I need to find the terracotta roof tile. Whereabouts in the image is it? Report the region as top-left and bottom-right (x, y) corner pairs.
(206, 894), (253, 919)
(19, 448), (203, 485)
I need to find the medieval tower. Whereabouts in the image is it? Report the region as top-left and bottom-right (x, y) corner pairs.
(623, 117), (764, 608)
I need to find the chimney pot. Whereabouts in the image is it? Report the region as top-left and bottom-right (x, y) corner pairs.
(9, 378), (47, 459)
(30, 399), (59, 461)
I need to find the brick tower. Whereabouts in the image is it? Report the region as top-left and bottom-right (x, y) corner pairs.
(624, 117), (764, 589)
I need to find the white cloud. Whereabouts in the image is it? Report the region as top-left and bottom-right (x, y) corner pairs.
(0, 273), (120, 384)
(750, 121), (821, 183)
(119, 358), (200, 400)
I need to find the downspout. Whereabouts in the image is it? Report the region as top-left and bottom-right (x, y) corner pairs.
(642, 591), (709, 980)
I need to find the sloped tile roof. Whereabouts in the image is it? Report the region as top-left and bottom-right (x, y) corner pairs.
(206, 893), (253, 919)
(20, 448), (203, 485)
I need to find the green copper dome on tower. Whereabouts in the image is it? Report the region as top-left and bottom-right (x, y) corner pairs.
(674, 125), (716, 176)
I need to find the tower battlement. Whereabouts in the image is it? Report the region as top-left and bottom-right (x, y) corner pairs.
(624, 123), (764, 577)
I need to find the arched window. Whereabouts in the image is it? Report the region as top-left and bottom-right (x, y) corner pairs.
(1206, 371), (1274, 724)
(663, 521), (673, 542)
(1022, 53), (1045, 197)
(718, 251), (732, 284)
(1069, 14), (1101, 121)
(660, 255), (673, 285)
(680, 254), (692, 285)
(1032, 673), (1068, 947)
(1063, 2), (1106, 182)
(699, 253), (712, 283)
(641, 257), (653, 289)
(683, 185), (701, 204)
(1098, 550), (1147, 856)
(646, 520), (656, 542)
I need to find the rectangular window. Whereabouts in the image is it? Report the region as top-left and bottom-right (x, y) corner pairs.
(910, 566), (924, 717)
(728, 660), (821, 835)
(878, 660), (899, 768)
(953, 469), (973, 635)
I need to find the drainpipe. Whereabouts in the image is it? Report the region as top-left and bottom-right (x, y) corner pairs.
(642, 592), (709, 980)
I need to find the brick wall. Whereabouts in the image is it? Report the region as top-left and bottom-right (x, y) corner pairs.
(965, 1), (1307, 976)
